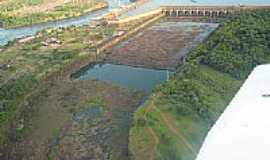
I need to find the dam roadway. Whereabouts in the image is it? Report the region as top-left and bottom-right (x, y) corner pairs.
(107, 5), (270, 24)
(161, 5), (270, 17)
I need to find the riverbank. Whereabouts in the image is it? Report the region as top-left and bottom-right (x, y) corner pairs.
(0, 0), (108, 29)
(0, 0), (153, 47)
(129, 10), (270, 160)
(101, 0), (151, 20)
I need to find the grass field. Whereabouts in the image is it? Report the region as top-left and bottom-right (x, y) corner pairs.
(0, 16), (158, 158)
(129, 65), (242, 160)
(0, 0), (108, 28)
(0, 23), (116, 145)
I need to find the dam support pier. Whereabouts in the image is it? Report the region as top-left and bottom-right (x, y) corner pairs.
(161, 6), (270, 17)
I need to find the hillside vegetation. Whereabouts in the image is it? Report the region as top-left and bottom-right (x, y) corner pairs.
(129, 10), (270, 160)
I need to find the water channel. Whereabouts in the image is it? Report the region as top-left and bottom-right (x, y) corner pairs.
(0, 0), (269, 46)
(0, 0), (131, 46)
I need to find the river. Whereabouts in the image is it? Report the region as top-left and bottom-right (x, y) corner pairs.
(0, 0), (131, 46)
(0, 0), (269, 46)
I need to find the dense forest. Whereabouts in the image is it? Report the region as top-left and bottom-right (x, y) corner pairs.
(129, 10), (270, 160)
(190, 11), (270, 78)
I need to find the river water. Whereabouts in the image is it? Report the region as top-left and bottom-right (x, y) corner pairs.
(0, 0), (269, 46)
(0, 0), (131, 46)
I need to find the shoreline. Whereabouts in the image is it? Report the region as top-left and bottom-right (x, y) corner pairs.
(0, 0), (151, 30)
(1, 2), (109, 29)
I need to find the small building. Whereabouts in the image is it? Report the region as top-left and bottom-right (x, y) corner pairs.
(196, 64), (270, 160)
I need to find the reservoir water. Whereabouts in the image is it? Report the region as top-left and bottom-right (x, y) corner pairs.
(122, 0), (270, 17)
(1, 0), (269, 46)
(72, 63), (172, 93)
